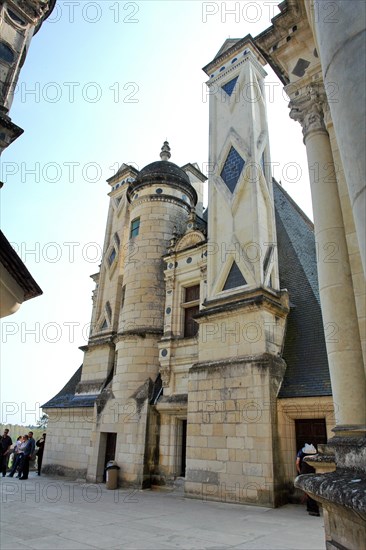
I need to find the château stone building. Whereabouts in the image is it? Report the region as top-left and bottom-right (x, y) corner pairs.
(43, 33), (335, 508)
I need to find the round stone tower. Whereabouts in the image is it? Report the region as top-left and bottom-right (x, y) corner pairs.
(112, 143), (197, 484)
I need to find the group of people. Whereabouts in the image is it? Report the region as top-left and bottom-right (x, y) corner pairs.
(1, 429), (46, 479)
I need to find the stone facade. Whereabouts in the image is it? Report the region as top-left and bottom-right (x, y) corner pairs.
(44, 32), (336, 510)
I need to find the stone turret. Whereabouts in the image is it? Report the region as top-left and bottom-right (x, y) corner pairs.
(184, 37), (289, 507)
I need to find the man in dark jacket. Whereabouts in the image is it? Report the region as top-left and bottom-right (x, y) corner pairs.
(0, 429), (12, 477)
(36, 433), (46, 475)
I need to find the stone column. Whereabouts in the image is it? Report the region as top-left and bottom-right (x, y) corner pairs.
(312, 0), (366, 276)
(289, 85), (366, 431)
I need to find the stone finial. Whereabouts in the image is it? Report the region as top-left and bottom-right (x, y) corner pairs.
(160, 141), (171, 161)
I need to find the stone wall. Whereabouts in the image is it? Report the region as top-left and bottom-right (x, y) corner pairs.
(43, 408), (94, 479)
(185, 354), (285, 506)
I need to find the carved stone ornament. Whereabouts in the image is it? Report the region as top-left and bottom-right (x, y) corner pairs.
(175, 230), (206, 252)
(159, 364), (171, 387)
(17, 0), (50, 19)
(165, 277), (174, 291)
(288, 84), (328, 141)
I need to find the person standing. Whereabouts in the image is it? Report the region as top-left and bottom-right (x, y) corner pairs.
(0, 429), (12, 477)
(19, 432), (35, 480)
(8, 436), (23, 477)
(36, 433), (46, 476)
(16, 435), (28, 478)
(296, 443), (320, 517)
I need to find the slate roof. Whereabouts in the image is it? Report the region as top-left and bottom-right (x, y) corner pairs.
(135, 161), (191, 187)
(273, 181), (331, 398)
(42, 366), (97, 409)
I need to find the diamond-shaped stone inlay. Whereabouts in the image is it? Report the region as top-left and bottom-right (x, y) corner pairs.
(221, 76), (238, 96)
(220, 146), (245, 193)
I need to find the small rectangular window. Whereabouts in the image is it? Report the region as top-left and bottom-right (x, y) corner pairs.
(130, 217), (140, 238)
(121, 285), (126, 309)
(184, 305), (199, 338)
(185, 285), (200, 302)
(182, 284), (200, 338)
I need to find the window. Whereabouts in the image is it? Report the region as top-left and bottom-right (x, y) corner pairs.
(121, 285), (126, 309)
(7, 9), (26, 25)
(114, 232), (120, 247)
(108, 248), (116, 266)
(113, 351), (118, 376)
(106, 301), (112, 322)
(0, 42), (14, 64)
(130, 217), (140, 238)
(182, 284), (200, 338)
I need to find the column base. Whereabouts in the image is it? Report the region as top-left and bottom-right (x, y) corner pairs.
(295, 431), (366, 550)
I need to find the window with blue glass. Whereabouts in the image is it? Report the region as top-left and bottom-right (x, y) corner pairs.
(108, 248), (117, 266)
(220, 146), (245, 193)
(221, 76), (238, 97)
(130, 217), (140, 238)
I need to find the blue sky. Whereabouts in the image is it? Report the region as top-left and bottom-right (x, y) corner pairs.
(0, 1), (311, 425)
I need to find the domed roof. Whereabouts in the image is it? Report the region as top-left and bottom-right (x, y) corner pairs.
(129, 142), (197, 205)
(136, 160), (191, 187)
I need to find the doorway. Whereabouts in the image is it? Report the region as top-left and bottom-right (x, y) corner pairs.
(105, 432), (117, 465)
(180, 419), (187, 477)
(295, 418), (327, 452)
(102, 432), (117, 481)
(175, 419), (187, 477)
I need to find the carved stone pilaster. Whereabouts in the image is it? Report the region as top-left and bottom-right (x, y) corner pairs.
(160, 364), (171, 387)
(165, 276), (175, 292)
(287, 83), (329, 142)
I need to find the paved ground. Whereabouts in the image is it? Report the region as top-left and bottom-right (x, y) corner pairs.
(1, 474), (326, 550)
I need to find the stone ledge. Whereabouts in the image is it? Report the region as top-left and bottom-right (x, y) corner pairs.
(191, 353), (286, 374)
(295, 470), (366, 515)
